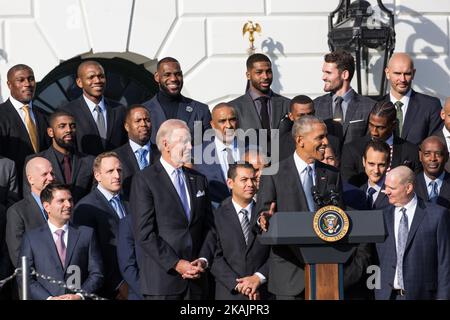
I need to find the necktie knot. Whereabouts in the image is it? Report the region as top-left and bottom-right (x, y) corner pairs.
(239, 209), (251, 245)
(21, 104), (39, 152)
(367, 187), (376, 196)
(94, 104), (107, 139)
(258, 96), (270, 130)
(55, 229), (64, 238)
(366, 187), (377, 209)
(394, 101), (404, 110)
(54, 229), (66, 266)
(333, 96), (344, 123)
(428, 180), (439, 202)
(110, 195), (125, 219)
(137, 148), (149, 170)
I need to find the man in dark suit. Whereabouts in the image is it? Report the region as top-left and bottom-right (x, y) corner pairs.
(73, 152), (128, 299)
(58, 60), (127, 156)
(142, 57), (211, 145)
(381, 52), (442, 146)
(6, 157), (55, 267)
(19, 183), (103, 300)
(24, 111), (94, 203)
(130, 119), (214, 300)
(0, 64), (50, 193)
(0, 157), (19, 209)
(415, 136), (450, 208)
(341, 101), (421, 187)
(314, 50), (375, 148)
(432, 97), (450, 172)
(114, 105), (159, 199)
(375, 166), (450, 300)
(211, 163), (270, 300)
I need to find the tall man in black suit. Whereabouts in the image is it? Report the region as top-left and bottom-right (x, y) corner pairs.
(19, 183), (103, 300)
(58, 60), (127, 156)
(341, 101), (421, 187)
(432, 97), (450, 172)
(382, 52), (442, 146)
(24, 111), (94, 203)
(415, 136), (450, 208)
(0, 64), (50, 193)
(73, 152), (128, 299)
(130, 119), (214, 300)
(142, 57), (211, 145)
(114, 105), (159, 199)
(211, 163), (270, 300)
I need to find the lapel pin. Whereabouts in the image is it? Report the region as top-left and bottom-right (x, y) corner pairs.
(186, 106), (193, 113)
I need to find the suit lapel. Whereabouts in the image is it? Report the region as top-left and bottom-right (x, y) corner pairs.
(391, 137), (402, 168)
(439, 172), (450, 199)
(342, 97), (358, 135)
(374, 186), (388, 209)
(245, 204), (259, 253)
(271, 95), (283, 129)
(104, 99), (116, 141)
(244, 93), (262, 129)
(176, 97), (194, 124)
(93, 188), (120, 222)
(314, 161), (329, 196)
(401, 91), (419, 139)
(125, 143), (140, 172)
(286, 156), (309, 208)
(65, 224), (80, 269)
(46, 149), (65, 183)
(225, 202), (248, 251)
(385, 206), (396, 253)
(71, 153), (82, 184)
(79, 97), (101, 136)
(184, 169), (197, 224)
(41, 226), (66, 271)
(5, 100), (34, 149)
(404, 200), (426, 252)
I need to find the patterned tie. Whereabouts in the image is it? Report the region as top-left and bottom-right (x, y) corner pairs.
(94, 104), (107, 139)
(137, 148), (149, 170)
(396, 207), (409, 290)
(54, 229), (66, 267)
(428, 180), (439, 203)
(366, 187), (377, 209)
(63, 154), (72, 183)
(333, 96), (344, 123)
(174, 169), (190, 221)
(303, 165), (315, 212)
(394, 101), (404, 136)
(110, 195), (126, 219)
(239, 209), (251, 245)
(258, 96), (270, 130)
(22, 104), (39, 153)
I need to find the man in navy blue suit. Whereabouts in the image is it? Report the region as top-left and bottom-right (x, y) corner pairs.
(19, 183), (103, 300)
(375, 166), (450, 300)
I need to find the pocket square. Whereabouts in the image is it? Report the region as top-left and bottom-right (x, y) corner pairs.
(196, 190), (205, 197)
(349, 119), (364, 124)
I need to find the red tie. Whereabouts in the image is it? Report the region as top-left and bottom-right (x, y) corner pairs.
(63, 155), (72, 183)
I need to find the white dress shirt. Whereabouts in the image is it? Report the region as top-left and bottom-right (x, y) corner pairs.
(214, 137), (240, 180)
(48, 221), (69, 248)
(129, 139), (151, 165)
(442, 126), (450, 153)
(9, 95), (37, 134)
(83, 95), (107, 132)
(160, 157), (191, 212)
(423, 171), (444, 199)
(293, 152), (316, 187)
(389, 89), (412, 123)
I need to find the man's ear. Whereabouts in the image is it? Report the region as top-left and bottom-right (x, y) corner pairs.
(47, 127), (54, 138)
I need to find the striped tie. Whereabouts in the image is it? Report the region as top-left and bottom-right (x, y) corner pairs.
(239, 209), (251, 245)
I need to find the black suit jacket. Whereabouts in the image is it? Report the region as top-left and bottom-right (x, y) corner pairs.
(58, 96), (127, 156)
(341, 135), (421, 187)
(0, 156), (19, 209)
(381, 90), (442, 145)
(415, 171), (450, 208)
(113, 141), (160, 200)
(210, 198), (270, 300)
(431, 129), (450, 173)
(73, 188), (128, 298)
(129, 160), (214, 296)
(19, 223), (103, 300)
(0, 99), (50, 193)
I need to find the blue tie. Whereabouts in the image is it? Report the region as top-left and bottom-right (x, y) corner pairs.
(110, 195), (126, 219)
(303, 165), (315, 212)
(367, 187), (377, 209)
(396, 207), (408, 290)
(137, 148), (149, 170)
(428, 180), (439, 203)
(174, 169), (190, 221)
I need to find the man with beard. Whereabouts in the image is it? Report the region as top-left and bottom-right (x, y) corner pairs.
(59, 60), (127, 156)
(314, 50), (375, 149)
(24, 111), (94, 203)
(142, 57), (211, 145)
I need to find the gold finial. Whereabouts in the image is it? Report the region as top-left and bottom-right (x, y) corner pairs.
(242, 20), (262, 54)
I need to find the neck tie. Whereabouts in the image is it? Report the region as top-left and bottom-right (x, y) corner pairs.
(63, 154), (72, 183)
(367, 187), (377, 209)
(394, 101), (404, 137)
(224, 147), (235, 166)
(333, 96), (344, 123)
(396, 207), (408, 290)
(428, 180), (439, 203)
(174, 169), (190, 221)
(303, 165), (315, 212)
(22, 104), (39, 153)
(239, 209), (251, 245)
(258, 96), (270, 130)
(94, 105), (107, 139)
(54, 229), (66, 267)
(110, 195), (126, 219)
(137, 148), (149, 170)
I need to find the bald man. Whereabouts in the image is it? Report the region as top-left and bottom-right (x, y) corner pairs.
(375, 166), (450, 300)
(432, 97), (450, 172)
(381, 52), (442, 145)
(6, 157), (55, 267)
(59, 60), (127, 156)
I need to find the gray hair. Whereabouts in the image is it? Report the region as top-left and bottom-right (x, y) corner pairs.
(156, 119), (190, 151)
(292, 115), (325, 139)
(388, 165), (415, 186)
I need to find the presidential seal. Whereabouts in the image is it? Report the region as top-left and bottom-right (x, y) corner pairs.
(313, 205), (349, 242)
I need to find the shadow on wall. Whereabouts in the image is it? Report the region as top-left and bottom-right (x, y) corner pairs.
(370, 5), (450, 101)
(261, 37), (286, 93)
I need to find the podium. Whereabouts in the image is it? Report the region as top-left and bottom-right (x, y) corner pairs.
(259, 209), (386, 300)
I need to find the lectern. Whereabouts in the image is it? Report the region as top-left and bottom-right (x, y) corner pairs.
(259, 208), (385, 300)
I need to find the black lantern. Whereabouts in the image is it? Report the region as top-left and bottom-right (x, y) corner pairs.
(328, 0), (395, 97)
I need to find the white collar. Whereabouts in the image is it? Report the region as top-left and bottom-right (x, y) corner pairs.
(214, 136), (236, 152)
(129, 139), (151, 153)
(442, 126), (450, 139)
(9, 95), (33, 111)
(293, 152), (315, 173)
(423, 171), (445, 188)
(390, 89), (411, 106)
(47, 221), (69, 234)
(96, 184), (117, 202)
(398, 193), (418, 213)
(160, 157), (180, 177)
(83, 95), (105, 112)
(231, 199), (253, 216)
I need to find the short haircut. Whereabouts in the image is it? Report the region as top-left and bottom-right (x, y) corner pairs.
(93, 151), (120, 173)
(40, 183), (71, 205)
(211, 103), (236, 118)
(363, 139), (391, 163)
(7, 64), (33, 81)
(157, 57), (179, 70)
(246, 53), (271, 70)
(155, 119), (190, 151)
(48, 110), (75, 128)
(227, 162), (255, 180)
(125, 104), (150, 122)
(292, 115), (325, 139)
(370, 101), (397, 124)
(390, 165), (415, 186)
(77, 60), (104, 78)
(324, 49), (355, 81)
(290, 95), (314, 113)
(420, 136), (449, 155)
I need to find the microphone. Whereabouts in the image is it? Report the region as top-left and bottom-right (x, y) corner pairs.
(312, 186), (324, 208)
(328, 184), (340, 206)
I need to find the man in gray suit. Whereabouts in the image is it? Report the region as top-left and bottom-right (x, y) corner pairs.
(314, 50), (375, 150)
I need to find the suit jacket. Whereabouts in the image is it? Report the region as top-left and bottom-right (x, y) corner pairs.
(375, 199), (450, 300)
(113, 141), (160, 200)
(314, 92), (375, 147)
(18, 223), (103, 300)
(0, 99), (50, 193)
(210, 198), (270, 300)
(0, 156), (19, 208)
(415, 171), (450, 208)
(142, 94), (212, 145)
(5, 194), (47, 267)
(117, 214), (143, 300)
(381, 90), (442, 145)
(360, 183), (390, 210)
(129, 160), (214, 296)
(58, 96), (127, 156)
(341, 135), (421, 187)
(73, 188), (128, 298)
(431, 129), (450, 173)
(24, 147), (94, 203)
